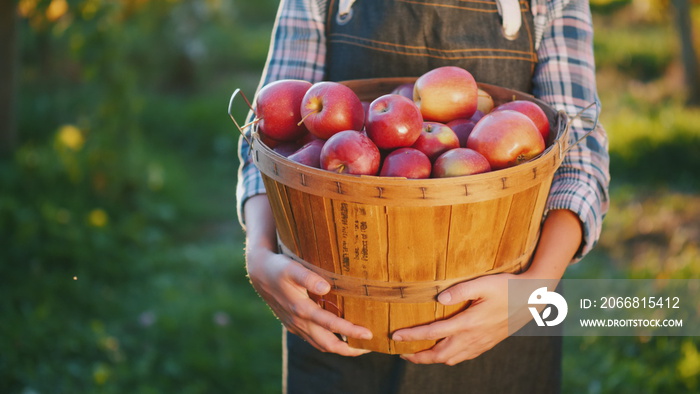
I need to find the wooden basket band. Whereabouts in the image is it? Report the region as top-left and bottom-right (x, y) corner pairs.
(277, 240), (536, 303)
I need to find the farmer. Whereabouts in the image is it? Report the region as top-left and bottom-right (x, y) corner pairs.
(236, 0), (610, 392)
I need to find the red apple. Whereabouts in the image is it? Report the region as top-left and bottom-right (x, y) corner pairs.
(297, 132), (319, 146)
(254, 79), (312, 142)
(320, 130), (380, 175)
(361, 101), (371, 129)
(411, 122), (461, 162)
(477, 88), (495, 114)
(273, 141), (303, 157)
(413, 66), (478, 123)
(379, 148), (431, 179)
(493, 100), (550, 142)
(365, 94), (423, 149)
(471, 110), (486, 122)
(288, 139), (325, 168)
(259, 133), (282, 149)
(466, 110), (545, 170)
(300, 81), (365, 140)
(446, 118), (477, 147)
(432, 148), (491, 178)
(391, 83), (415, 99)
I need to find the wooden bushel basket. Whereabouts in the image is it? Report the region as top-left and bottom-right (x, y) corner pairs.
(244, 77), (571, 354)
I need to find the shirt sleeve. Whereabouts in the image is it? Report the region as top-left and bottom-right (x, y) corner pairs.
(532, 0), (611, 261)
(236, 0), (328, 228)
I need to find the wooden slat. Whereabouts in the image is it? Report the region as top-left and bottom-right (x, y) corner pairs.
(385, 205), (451, 353)
(262, 175), (300, 255)
(441, 198), (512, 318)
(286, 188), (318, 264)
(331, 201), (392, 352)
(523, 174), (556, 270)
(493, 185), (540, 271)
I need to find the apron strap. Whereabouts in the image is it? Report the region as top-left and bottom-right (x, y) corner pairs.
(337, 0), (357, 24)
(497, 0), (524, 40)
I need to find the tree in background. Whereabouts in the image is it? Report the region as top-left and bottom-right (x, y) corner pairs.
(0, 2), (18, 155)
(671, 0), (700, 105)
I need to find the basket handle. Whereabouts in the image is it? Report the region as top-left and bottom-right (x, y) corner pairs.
(227, 88), (257, 146)
(561, 99), (600, 157)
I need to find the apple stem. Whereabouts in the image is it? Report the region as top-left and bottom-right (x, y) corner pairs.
(297, 110), (320, 126)
(336, 164), (345, 174)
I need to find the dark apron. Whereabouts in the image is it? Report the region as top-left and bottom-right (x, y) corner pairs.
(323, 0), (537, 93)
(286, 1), (560, 393)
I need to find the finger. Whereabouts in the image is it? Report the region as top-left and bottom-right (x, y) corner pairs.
(401, 348), (474, 366)
(306, 305), (373, 340)
(400, 335), (483, 365)
(281, 294), (373, 340)
(398, 340), (453, 365)
(400, 351), (438, 365)
(438, 276), (489, 305)
(294, 323), (373, 357)
(284, 260), (331, 295)
(392, 318), (460, 343)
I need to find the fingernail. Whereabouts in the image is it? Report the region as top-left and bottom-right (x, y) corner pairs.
(362, 331), (373, 340)
(438, 292), (451, 304)
(315, 282), (329, 294)
(392, 334), (403, 342)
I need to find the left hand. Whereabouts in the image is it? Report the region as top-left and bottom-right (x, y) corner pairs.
(391, 272), (531, 365)
(393, 209), (583, 365)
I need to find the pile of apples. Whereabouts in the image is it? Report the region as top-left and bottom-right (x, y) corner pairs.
(252, 66), (550, 179)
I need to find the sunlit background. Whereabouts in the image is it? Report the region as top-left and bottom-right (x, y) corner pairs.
(1, 0), (699, 392)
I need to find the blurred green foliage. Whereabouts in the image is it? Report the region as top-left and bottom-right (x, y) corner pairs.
(2, 0), (281, 392)
(1, 0), (699, 393)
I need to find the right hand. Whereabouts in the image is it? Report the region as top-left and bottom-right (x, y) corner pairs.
(243, 195), (373, 356)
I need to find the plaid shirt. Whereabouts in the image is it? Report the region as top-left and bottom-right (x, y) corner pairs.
(236, 0), (610, 261)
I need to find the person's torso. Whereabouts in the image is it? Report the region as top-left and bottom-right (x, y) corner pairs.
(324, 0), (537, 93)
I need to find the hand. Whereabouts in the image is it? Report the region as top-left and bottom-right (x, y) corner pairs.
(244, 195), (373, 357)
(393, 209), (583, 365)
(392, 272), (528, 365)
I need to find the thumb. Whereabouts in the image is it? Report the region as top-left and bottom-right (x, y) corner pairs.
(287, 260), (331, 296)
(438, 277), (489, 305)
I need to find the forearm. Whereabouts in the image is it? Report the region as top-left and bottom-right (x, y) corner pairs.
(243, 194), (278, 256)
(523, 209), (583, 280)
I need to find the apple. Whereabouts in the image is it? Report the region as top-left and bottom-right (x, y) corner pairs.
(411, 122), (461, 162)
(477, 88), (495, 114)
(288, 139), (325, 168)
(297, 132), (319, 146)
(391, 82), (415, 99)
(361, 101), (371, 129)
(320, 130), (381, 175)
(379, 148), (432, 179)
(273, 141), (303, 157)
(413, 66), (478, 123)
(432, 148), (491, 178)
(493, 100), (550, 142)
(299, 81), (365, 140)
(254, 79), (312, 142)
(471, 110), (486, 122)
(259, 133), (283, 149)
(466, 110), (545, 170)
(446, 118), (477, 147)
(365, 94), (423, 149)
